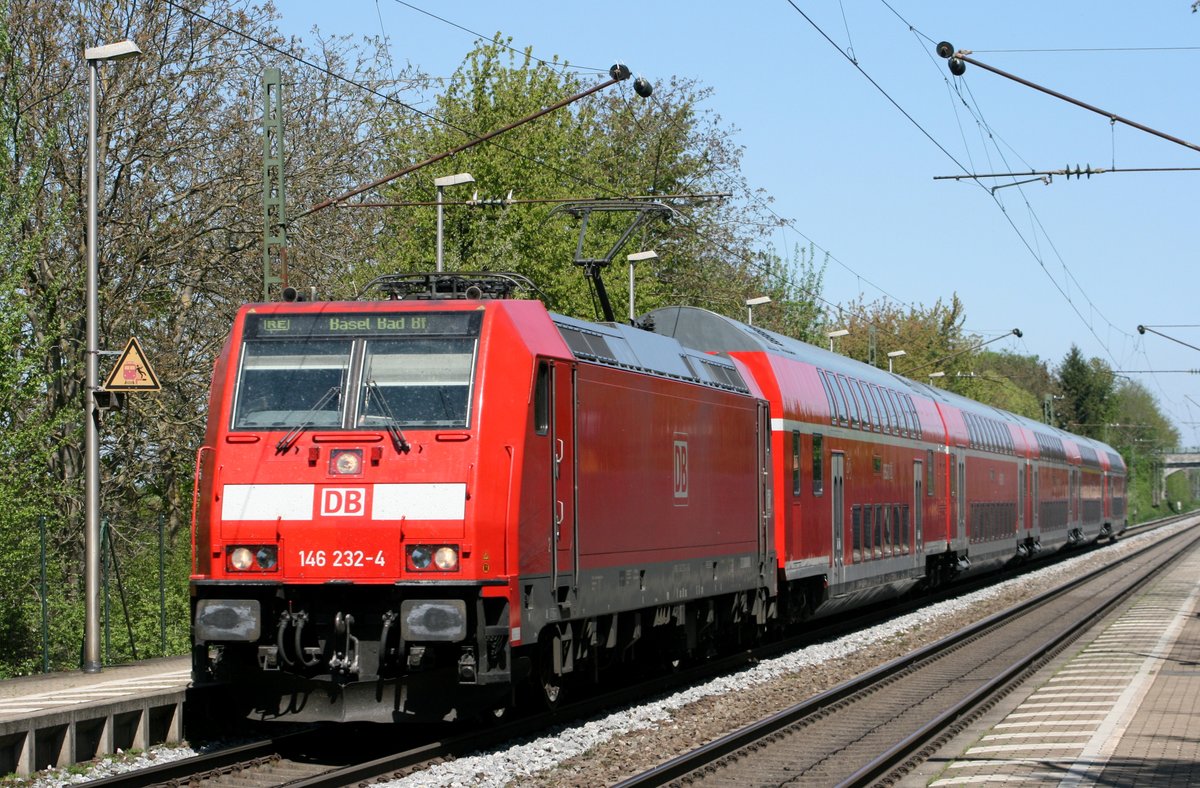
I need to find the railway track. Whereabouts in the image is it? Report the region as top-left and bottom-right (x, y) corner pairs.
(79, 515), (1187, 787)
(614, 517), (1199, 787)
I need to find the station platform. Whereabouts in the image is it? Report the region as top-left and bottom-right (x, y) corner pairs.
(0, 654), (190, 777)
(908, 537), (1200, 786)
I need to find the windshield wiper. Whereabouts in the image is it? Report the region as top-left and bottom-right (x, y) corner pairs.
(367, 381), (411, 454)
(275, 385), (340, 454)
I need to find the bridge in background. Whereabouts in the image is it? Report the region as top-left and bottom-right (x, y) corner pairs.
(1156, 451), (1200, 506)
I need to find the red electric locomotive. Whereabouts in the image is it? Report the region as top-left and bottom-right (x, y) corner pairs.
(191, 276), (1126, 724)
(191, 273), (774, 722)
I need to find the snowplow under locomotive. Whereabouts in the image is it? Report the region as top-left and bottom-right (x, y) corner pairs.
(190, 273), (1126, 723)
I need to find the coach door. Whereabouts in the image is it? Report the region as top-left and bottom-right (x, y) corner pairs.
(956, 453), (966, 543)
(550, 362), (577, 596)
(1032, 464), (1040, 531)
(831, 452), (845, 585)
(913, 460), (924, 554)
(756, 402), (772, 581)
(1018, 465), (1026, 532)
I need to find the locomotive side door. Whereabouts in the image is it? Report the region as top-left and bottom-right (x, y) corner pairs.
(550, 361), (577, 596)
(831, 452), (845, 585)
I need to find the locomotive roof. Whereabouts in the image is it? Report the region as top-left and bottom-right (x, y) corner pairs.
(550, 311), (751, 395)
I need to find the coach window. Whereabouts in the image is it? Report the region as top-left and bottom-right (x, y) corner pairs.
(886, 389), (906, 437)
(854, 380), (874, 430)
(837, 375), (860, 428)
(926, 449), (935, 495)
(534, 361), (550, 435)
(830, 377), (850, 427)
(867, 385), (886, 433)
(876, 385), (897, 434)
(863, 505), (873, 558)
(873, 503), (884, 558)
(818, 370), (837, 426)
(812, 433), (824, 496)
(792, 430), (802, 496)
(851, 505), (862, 562)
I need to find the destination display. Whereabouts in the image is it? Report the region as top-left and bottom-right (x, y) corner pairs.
(244, 310), (482, 339)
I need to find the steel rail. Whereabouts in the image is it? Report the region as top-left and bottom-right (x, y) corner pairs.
(840, 523), (1200, 787)
(614, 517), (1197, 787)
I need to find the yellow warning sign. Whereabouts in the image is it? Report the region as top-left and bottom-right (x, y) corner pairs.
(103, 337), (161, 392)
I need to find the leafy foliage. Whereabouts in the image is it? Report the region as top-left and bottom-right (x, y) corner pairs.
(368, 37), (823, 329)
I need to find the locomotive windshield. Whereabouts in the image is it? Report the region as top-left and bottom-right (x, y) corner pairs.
(232, 311), (482, 431)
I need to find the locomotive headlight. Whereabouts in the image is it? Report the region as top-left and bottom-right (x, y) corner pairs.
(406, 544), (459, 571)
(226, 545), (279, 572)
(409, 545), (433, 569)
(255, 546), (278, 569)
(330, 448), (363, 476)
(229, 547), (254, 570)
(434, 546), (459, 571)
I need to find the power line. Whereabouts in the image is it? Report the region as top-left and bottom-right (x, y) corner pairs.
(792, 2), (1127, 372)
(973, 46), (1200, 54)
(386, 0), (607, 75)
(159, 0), (628, 206)
(933, 165), (1200, 182)
(872, 7), (1144, 373)
(938, 45), (1200, 154)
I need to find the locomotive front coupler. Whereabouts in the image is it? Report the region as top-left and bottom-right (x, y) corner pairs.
(329, 611), (360, 676)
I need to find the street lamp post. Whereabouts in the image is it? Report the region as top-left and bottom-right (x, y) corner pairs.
(827, 328), (849, 352)
(928, 371), (946, 387)
(626, 250), (657, 321)
(887, 349), (907, 373)
(434, 172), (474, 272)
(746, 296), (771, 326)
(84, 39), (142, 674)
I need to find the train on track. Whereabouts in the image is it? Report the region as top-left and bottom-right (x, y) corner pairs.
(190, 271), (1126, 723)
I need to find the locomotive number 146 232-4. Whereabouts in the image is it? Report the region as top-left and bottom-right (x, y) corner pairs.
(297, 549), (386, 568)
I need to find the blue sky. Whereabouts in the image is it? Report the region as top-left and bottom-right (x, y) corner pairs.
(276, 1), (1199, 443)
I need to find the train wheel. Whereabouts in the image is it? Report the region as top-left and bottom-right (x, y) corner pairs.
(537, 637), (565, 710)
(539, 662), (564, 709)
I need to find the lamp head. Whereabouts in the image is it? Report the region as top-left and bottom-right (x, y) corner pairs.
(434, 172), (475, 188)
(85, 40), (142, 62)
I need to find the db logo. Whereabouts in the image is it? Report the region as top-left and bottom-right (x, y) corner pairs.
(673, 439), (689, 500)
(321, 487), (366, 516)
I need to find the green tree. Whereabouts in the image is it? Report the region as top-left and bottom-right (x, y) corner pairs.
(832, 294), (968, 378)
(1056, 344), (1116, 437)
(369, 37), (816, 327)
(0, 0), (76, 675)
(1108, 379), (1181, 521)
(0, 0), (417, 673)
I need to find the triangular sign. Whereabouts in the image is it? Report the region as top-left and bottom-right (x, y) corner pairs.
(103, 337), (161, 392)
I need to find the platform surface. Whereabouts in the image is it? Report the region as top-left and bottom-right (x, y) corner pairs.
(0, 655), (189, 723)
(908, 538), (1200, 786)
